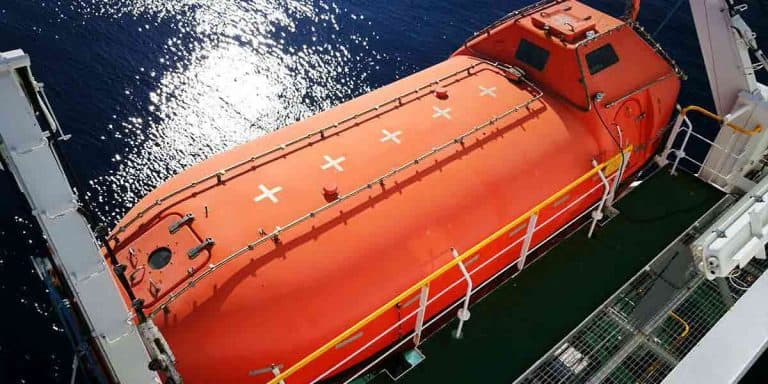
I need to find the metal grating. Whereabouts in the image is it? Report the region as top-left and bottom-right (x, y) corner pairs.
(650, 279), (728, 359)
(519, 311), (633, 384)
(603, 342), (674, 384)
(515, 199), (768, 384)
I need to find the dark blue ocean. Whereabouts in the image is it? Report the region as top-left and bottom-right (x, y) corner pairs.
(1, 1), (767, 383)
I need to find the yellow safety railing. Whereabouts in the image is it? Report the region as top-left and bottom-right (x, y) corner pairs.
(268, 147), (632, 384)
(680, 105), (763, 136)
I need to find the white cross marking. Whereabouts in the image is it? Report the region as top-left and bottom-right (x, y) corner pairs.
(380, 129), (402, 144)
(432, 106), (452, 120)
(254, 184), (283, 204)
(321, 155), (346, 172)
(479, 86), (497, 98)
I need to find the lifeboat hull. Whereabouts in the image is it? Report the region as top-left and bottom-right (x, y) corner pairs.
(106, 1), (681, 382)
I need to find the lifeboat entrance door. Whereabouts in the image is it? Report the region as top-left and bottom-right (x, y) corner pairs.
(118, 213), (212, 308)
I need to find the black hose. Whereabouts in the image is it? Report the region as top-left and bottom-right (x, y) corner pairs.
(592, 97), (626, 184)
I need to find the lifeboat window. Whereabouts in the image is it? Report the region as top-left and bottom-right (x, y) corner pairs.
(586, 44), (619, 75)
(515, 39), (550, 71)
(148, 247), (172, 270)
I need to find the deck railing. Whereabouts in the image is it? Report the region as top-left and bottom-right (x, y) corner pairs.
(513, 197), (768, 384)
(659, 104), (760, 190)
(267, 147), (632, 384)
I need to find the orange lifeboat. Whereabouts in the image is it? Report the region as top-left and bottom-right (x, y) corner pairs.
(105, 1), (681, 382)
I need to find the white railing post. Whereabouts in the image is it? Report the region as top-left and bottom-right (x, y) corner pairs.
(271, 365), (286, 384)
(412, 285), (430, 346)
(517, 212), (539, 270)
(659, 110), (685, 167)
(450, 248), (473, 339)
(607, 150), (631, 207)
(671, 115), (694, 175)
(589, 160), (612, 239)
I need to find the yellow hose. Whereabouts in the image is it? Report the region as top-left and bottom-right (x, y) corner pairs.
(639, 312), (690, 382)
(680, 105), (762, 136)
(668, 311), (690, 341)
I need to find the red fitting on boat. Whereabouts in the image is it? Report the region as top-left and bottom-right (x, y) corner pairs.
(323, 184), (339, 201)
(435, 88), (449, 100)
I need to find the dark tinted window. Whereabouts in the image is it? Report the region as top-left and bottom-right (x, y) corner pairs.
(586, 44), (619, 75)
(515, 39), (550, 71)
(148, 247), (172, 269)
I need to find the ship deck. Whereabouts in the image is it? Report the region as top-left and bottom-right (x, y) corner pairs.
(357, 169), (725, 383)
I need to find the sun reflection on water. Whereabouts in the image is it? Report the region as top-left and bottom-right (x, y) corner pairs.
(79, 0), (394, 223)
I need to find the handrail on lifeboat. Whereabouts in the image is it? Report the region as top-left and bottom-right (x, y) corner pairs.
(107, 60), (526, 244)
(146, 61), (545, 317)
(267, 147), (632, 384)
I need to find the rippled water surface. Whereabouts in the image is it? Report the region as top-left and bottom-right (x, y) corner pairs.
(0, 0), (766, 383)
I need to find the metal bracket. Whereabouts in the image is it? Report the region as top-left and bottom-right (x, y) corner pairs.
(138, 319), (183, 383)
(248, 364), (283, 378)
(692, 173), (768, 278)
(589, 160), (612, 238)
(270, 364), (286, 384)
(187, 237), (214, 259)
(168, 213), (194, 234)
(450, 247), (473, 339)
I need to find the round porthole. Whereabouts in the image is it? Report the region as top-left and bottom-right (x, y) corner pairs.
(147, 247), (172, 270)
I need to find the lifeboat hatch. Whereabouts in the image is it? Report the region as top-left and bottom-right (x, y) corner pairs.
(119, 213), (211, 307)
(531, 4), (597, 43)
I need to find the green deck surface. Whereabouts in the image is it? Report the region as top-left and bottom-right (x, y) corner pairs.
(380, 170), (724, 383)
